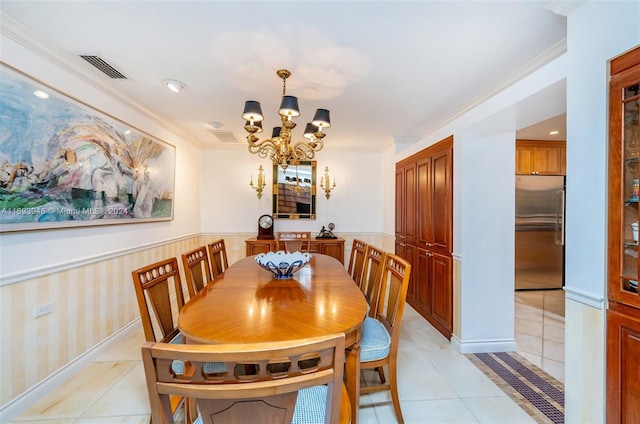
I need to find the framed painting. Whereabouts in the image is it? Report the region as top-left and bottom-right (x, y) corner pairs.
(0, 63), (175, 232)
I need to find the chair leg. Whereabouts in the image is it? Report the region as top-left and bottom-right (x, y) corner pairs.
(376, 366), (386, 383)
(388, 360), (404, 424)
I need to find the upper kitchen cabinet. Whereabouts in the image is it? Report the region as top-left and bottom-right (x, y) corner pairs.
(516, 140), (566, 175)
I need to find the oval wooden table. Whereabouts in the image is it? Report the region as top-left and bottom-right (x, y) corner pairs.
(179, 253), (368, 424)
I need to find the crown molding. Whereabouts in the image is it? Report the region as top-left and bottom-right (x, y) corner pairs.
(545, 1), (587, 17)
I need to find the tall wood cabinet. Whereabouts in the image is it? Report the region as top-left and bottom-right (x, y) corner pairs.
(396, 136), (453, 339)
(606, 45), (640, 424)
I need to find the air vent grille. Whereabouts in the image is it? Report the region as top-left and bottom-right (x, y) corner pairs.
(209, 130), (242, 143)
(79, 55), (127, 79)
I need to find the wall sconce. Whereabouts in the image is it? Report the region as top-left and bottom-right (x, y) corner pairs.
(250, 165), (267, 199)
(320, 166), (337, 199)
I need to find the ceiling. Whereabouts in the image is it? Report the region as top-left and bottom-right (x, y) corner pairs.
(0, 1), (568, 151)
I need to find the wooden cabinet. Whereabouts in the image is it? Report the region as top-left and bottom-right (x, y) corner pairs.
(395, 162), (416, 244)
(396, 136), (453, 339)
(245, 238), (345, 264)
(516, 140), (566, 175)
(607, 45), (640, 424)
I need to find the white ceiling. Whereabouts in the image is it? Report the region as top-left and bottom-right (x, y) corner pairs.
(0, 1), (568, 150)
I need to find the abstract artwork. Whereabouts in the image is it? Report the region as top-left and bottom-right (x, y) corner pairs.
(0, 64), (175, 232)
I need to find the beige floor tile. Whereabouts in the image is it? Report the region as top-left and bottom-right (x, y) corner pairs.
(515, 291), (545, 309)
(10, 420), (76, 424)
(542, 357), (565, 383)
(515, 304), (544, 322)
(543, 321), (565, 343)
(75, 417), (150, 424)
(383, 398), (480, 423)
(82, 362), (150, 417)
(518, 351), (543, 368)
(515, 332), (543, 356)
(463, 396), (537, 423)
(16, 362), (138, 420)
(95, 326), (145, 362)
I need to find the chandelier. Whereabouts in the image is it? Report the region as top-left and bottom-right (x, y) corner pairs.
(242, 69), (331, 170)
(285, 166), (311, 194)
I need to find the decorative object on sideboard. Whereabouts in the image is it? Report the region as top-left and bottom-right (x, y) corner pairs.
(255, 251), (312, 279)
(317, 223), (337, 239)
(242, 69), (331, 171)
(320, 166), (337, 199)
(257, 214), (274, 240)
(249, 165), (267, 199)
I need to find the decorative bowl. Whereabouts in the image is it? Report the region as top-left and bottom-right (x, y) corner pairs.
(255, 251), (312, 279)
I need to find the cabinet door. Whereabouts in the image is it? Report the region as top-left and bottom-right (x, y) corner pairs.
(515, 145), (534, 175)
(534, 145), (565, 175)
(415, 248), (433, 316)
(395, 167), (405, 240)
(320, 241), (344, 264)
(431, 147), (452, 252)
(606, 307), (640, 424)
(608, 57), (640, 307)
(403, 163), (417, 244)
(431, 252), (453, 335)
(396, 241), (416, 304)
(246, 240), (274, 256)
(417, 156), (433, 248)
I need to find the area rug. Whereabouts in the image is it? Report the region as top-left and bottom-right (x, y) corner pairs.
(466, 352), (564, 424)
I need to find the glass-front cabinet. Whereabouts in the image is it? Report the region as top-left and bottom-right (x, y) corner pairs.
(609, 52), (640, 306)
(606, 46), (640, 424)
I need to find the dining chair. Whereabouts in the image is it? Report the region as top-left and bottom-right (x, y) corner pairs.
(276, 231), (312, 252)
(347, 239), (368, 288)
(181, 246), (213, 298)
(131, 257), (189, 422)
(141, 333), (350, 424)
(207, 238), (229, 279)
(360, 244), (385, 317)
(359, 253), (411, 424)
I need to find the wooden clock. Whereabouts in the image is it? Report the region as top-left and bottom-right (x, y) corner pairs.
(257, 214), (274, 240)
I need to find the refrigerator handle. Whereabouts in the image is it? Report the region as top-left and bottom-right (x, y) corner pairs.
(555, 189), (565, 246)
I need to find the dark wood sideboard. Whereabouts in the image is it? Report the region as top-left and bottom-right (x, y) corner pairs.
(245, 237), (345, 264)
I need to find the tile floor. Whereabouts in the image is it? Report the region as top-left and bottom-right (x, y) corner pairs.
(514, 289), (565, 383)
(11, 303), (550, 424)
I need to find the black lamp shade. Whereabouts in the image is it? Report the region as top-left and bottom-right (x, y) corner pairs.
(303, 123), (318, 139)
(242, 101), (264, 122)
(278, 95), (300, 117)
(311, 109), (331, 128)
(272, 127), (282, 138)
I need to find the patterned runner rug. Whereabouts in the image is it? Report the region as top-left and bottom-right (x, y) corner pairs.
(466, 351), (564, 424)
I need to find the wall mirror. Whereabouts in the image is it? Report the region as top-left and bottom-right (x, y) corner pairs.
(272, 161), (316, 219)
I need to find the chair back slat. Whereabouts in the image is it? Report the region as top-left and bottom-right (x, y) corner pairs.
(361, 245), (385, 317)
(207, 239), (229, 278)
(375, 253), (411, 339)
(347, 239), (368, 287)
(276, 232), (311, 252)
(182, 246), (213, 297)
(132, 258), (185, 343)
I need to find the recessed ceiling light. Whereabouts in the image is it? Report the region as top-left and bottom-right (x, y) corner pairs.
(549, 130), (559, 135)
(162, 79), (186, 93)
(34, 90), (49, 99)
(206, 121), (224, 129)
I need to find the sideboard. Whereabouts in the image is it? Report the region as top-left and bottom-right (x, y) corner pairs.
(245, 237), (345, 264)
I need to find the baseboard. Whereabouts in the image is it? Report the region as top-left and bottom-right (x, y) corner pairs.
(451, 334), (517, 353)
(0, 318), (142, 422)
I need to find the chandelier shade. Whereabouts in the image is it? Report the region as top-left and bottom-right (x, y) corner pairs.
(279, 96), (300, 117)
(242, 69), (330, 170)
(242, 101), (264, 122)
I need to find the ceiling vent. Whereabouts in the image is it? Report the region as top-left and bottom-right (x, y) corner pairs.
(78, 55), (127, 79)
(208, 130), (242, 144)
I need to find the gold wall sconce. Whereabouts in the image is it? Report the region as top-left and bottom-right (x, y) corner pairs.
(250, 165), (267, 199)
(320, 166), (336, 199)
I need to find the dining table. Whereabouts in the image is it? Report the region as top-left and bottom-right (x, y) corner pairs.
(178, 253), (369, 424)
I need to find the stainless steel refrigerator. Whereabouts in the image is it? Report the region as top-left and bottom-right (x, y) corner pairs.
(515, 175), (565, 290)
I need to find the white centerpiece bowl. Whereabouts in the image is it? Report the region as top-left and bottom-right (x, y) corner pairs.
(255, 251), (312, 279)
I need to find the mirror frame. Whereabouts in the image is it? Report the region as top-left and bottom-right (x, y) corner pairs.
(272, 160), (316, 220)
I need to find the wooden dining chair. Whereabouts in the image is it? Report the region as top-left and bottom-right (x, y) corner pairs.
(347, 239), (368, 288)
(141, 333), (349, 424)
(131, 257), (189, 422)
(359, 253), (411, 424)
(276, 231), (312, 252)
(360, 244), (385, 317)
(181, 246), (213, 298)
(207, 238), (229, 279)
